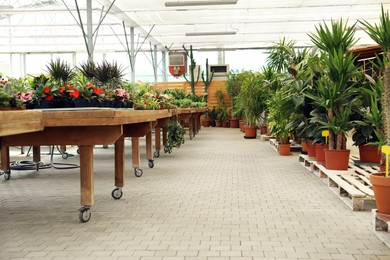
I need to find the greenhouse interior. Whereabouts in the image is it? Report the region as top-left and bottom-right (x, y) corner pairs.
(2, 0), (390, 259)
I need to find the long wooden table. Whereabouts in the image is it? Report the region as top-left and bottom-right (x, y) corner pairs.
(0, 109), (171, 222)
(0, 108), (205, 223)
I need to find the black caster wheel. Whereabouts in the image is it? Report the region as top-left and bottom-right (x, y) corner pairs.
(154, 150), (160, 158)
(79, 207), (91, 223)
(3, 171), (10, 180)
(134, 168), (143, 177)
(148, 160), (154, 168)
(62, 152), (69, 159)
(77, 148), (80, 154)
(103, 145), (109, 149)
(111, 188), (123, 200)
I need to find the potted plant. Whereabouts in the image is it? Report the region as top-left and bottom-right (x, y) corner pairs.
(225, 70), (243, 128)
(360, 5), (390, 214)
(267, 88), (293, 155)
(238, 71), (267, 138)
(201, 110), (211, 127)
(307, 19), (359, 170)
(352, 80), (383, 163)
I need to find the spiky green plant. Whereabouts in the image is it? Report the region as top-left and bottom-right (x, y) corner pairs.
(46, 58), (74, 85)
(78, 60), (96, 81)
(201, 58), (214, 103)
(360, 4), (390, 146)
(94, 60), (125, 89)
(183, 45), (200, 95)
(308, 18), (357, 54)
(266, 37), (296, 73)
(306, 19), (359, 150)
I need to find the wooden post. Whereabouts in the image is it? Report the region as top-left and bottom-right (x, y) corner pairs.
(114, 136), (125, 188)
(155, 127), (161, 152)
(0, 145), (10, 172)
(33, 146), (41, 163)
(145, 130), (153, 161)
(132, 137), (140, 168)
(79, 145), (94, 207)
(162, 127), (168, 146)
(188, 115), (194, 139)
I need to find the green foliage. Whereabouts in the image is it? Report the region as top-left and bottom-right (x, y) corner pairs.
(94, 60), (125, 89)
(201, 58), (214, 102)
(46, 58), (74, 85)
(77, 60), (96, 81)
(183, 45), (200, 95)
(164, 120), (185, 154)
(308, 19), (357, 54)
(360, 4), (390, 55)
(266, 37), (296, 72)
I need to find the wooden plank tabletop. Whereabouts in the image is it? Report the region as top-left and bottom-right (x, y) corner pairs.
(0, 110), (43, 137)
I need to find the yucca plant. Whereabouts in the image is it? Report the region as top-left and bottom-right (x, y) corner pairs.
(360, 5), (390, 146)
(46, 58), (74, 85)
(94, 60), (125, 89)
(307, 19), (359, 151)
(77, 60), (96, 82)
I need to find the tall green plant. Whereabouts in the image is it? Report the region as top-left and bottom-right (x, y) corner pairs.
(360, 4), (390, 146)
(46, 58), (74, 85)
(308, 19), (359, 150)
(201, 58), (214, 102)
(183, 45), (200, 95)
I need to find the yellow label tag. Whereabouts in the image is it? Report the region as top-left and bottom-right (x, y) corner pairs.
(322, 130), (329, 137)
(382, 145), (390, 155)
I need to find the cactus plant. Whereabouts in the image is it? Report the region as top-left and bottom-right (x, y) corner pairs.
(201, 58), (214, 103)
(183, 45), (200, 95)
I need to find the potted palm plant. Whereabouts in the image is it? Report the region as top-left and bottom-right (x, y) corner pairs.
(307, 19), (359, 170)
(238, 71), (267, 138)
(267, 88), (293, 155)
(360, 5), (390, 214)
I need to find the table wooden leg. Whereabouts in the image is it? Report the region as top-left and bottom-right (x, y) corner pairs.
(189, 116), (193, 140)
(80, 145), (94, 207)
(33, 146), (41, 164)
(1, 144), (10, 172)
(114, 136), (124, 188)
(132, 137), (140, 169)
(162, 127), (167, 146)
(146, 130), (153, 161)
(155, 127), (161, 153)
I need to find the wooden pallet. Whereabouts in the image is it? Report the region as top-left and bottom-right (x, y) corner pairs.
(372, 210), (390, 248)
(261, 134), (273, 141)
(269, 138), (278, 151)
(298, 155), (376, 211)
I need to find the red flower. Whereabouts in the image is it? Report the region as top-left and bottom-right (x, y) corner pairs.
(43, 86), (50, 94)
(94, 88), (104, 95)
(85, 83), (96, 89)
(45, 95), (54, 101)
(68, 85), (75, 90)
(59, 86), (66, 94)
(143, 101), (147, 105)
(69, 89), (80, 99)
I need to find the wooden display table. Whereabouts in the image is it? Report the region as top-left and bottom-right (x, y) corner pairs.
(0, 108), (164, 222)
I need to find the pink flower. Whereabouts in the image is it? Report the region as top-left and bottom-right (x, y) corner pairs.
(115, 88), (125, 97)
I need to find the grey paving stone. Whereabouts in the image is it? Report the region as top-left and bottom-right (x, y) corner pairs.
(0, 128), (389, 259)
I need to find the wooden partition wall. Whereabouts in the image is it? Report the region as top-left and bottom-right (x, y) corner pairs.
(151, 80), (232, 110)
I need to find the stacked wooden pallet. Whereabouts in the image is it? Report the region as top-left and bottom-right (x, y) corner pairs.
(298, 154), (377, 211)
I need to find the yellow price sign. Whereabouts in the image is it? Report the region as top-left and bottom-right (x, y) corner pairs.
(381, 145), (390, 177)
(322, 130), (329, 137)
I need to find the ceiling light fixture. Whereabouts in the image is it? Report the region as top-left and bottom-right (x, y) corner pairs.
(165, 0), (238, 7)
(186, 31), (237, 36)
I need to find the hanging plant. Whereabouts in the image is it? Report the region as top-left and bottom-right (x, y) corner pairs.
(164, 120), (185, 154)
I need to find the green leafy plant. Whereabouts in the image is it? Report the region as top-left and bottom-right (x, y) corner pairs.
(164, 120), (185, 154)
(46, 58), (74, 85)
(201, 58), (214, 102)
(183, 45), (200, 95)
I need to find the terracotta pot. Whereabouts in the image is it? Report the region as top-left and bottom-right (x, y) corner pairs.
(239, 120), (245, 132)
(301, 141), (308, 153)
(359, 144), (381, 164)
(202, 118), (211, 127)
(315, 143), (329, 165)
(222, 120), (229, 128)
(306, 140), (316, 158)
(278, 143), (291, 156)
(370, 173), (390, 214)
(244, 125), (257, 139)
(230, 119), (239, 128)
(324, 149), (350, 170)
(260, 125), (268, 135)
(215, 119), (222, 127)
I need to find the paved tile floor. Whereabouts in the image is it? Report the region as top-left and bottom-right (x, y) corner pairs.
(1, 127), (390, 260)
